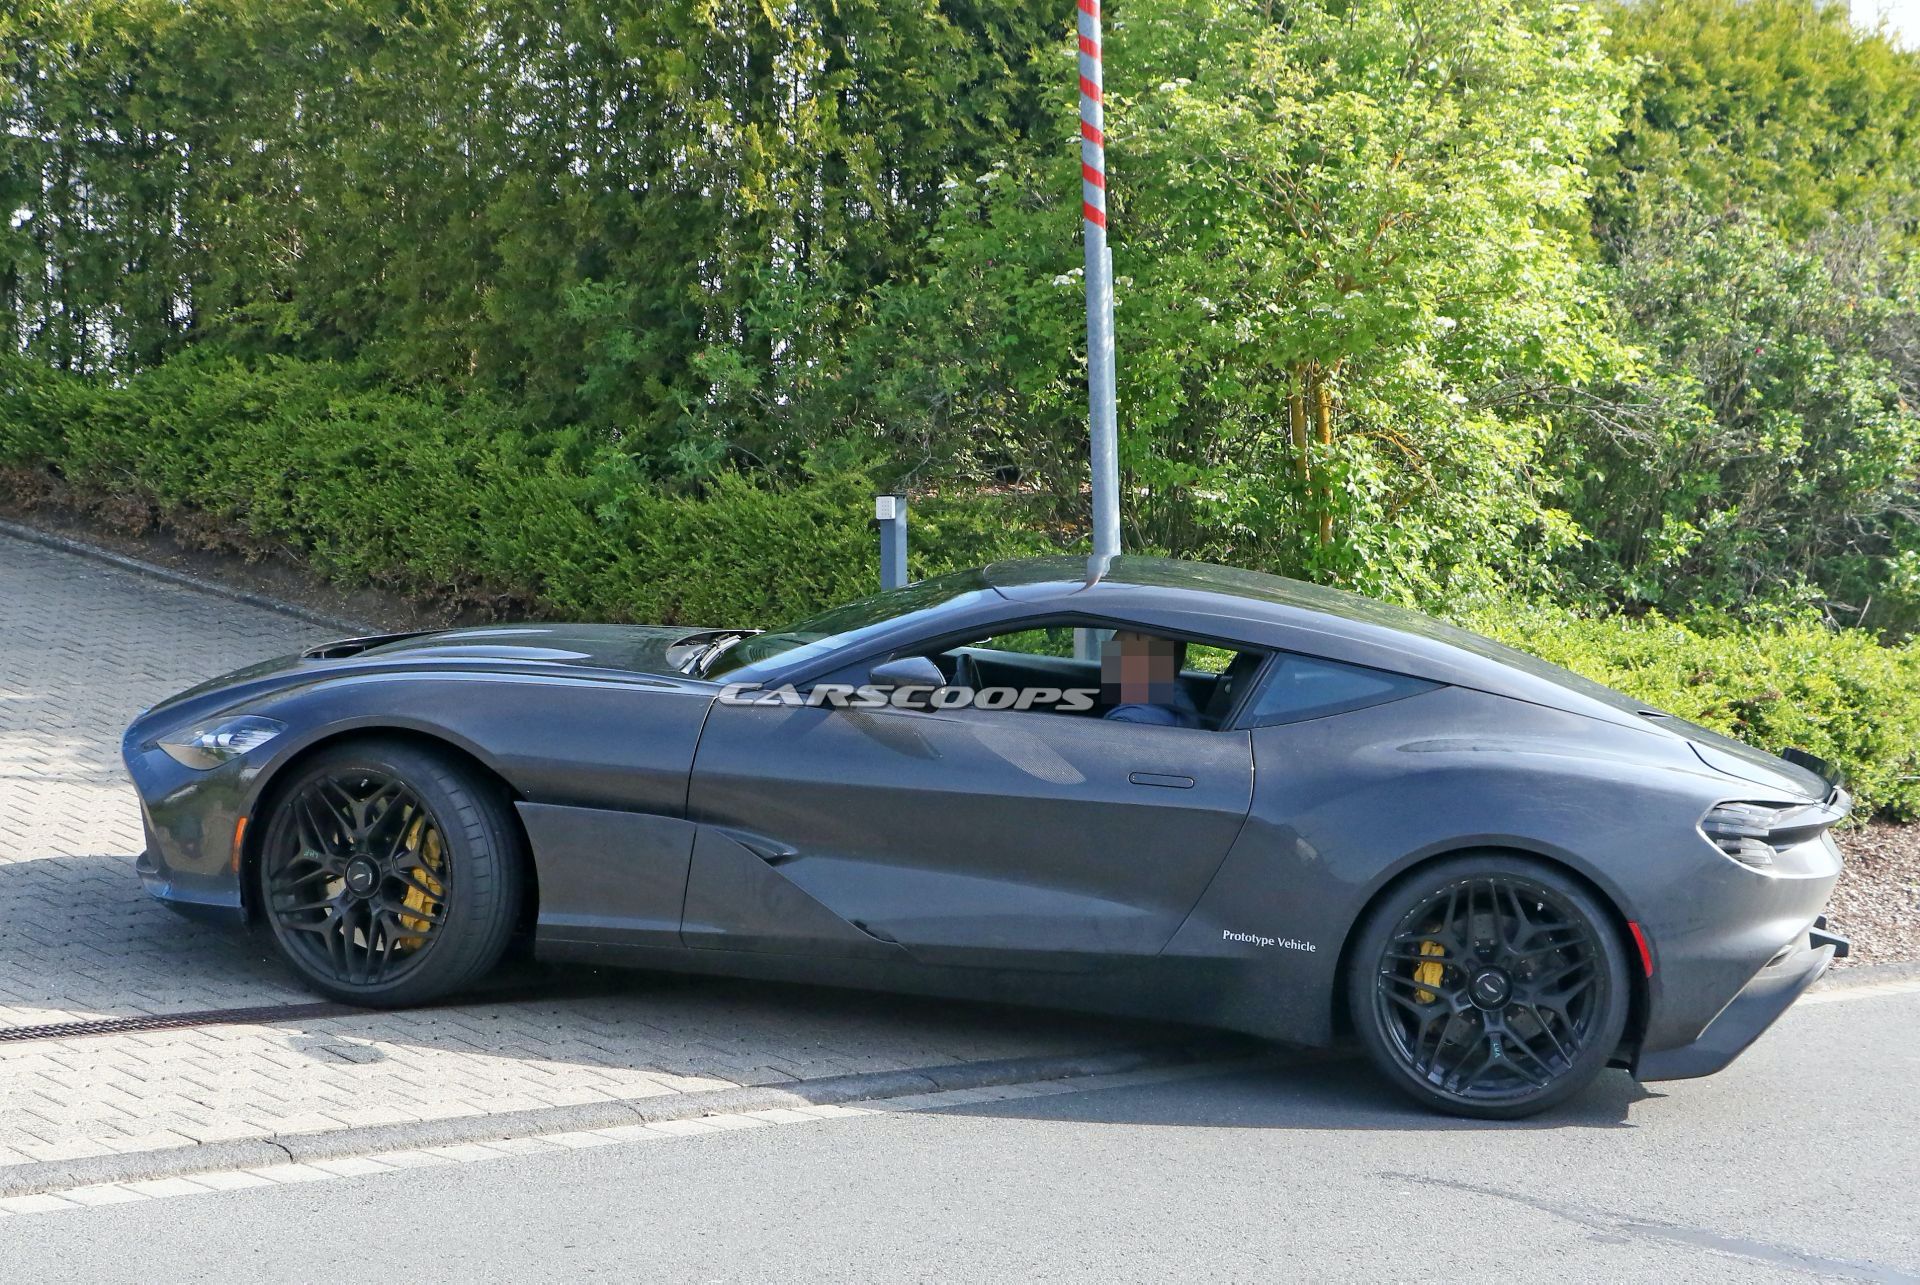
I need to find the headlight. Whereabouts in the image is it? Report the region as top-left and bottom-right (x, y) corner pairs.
(157, 715), (287, 770)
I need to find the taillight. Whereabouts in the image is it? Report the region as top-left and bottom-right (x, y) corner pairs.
(1699, 802), (1782, 868)
(1698, 795), (1847, 869)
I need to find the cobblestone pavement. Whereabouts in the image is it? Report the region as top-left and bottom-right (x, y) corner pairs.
(0, 532), (1144, 1170)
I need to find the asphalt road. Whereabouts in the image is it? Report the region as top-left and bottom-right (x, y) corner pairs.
(4, 983), (1915, 1283)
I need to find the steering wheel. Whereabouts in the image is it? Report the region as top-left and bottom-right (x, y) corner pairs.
(952, 650), (984, 692)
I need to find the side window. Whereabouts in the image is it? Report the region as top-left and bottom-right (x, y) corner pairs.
(967, 627), (1235, 673)
(916, 622), (1262, 730)
(1245, 654), (1437, 727)
(1183, 643), (1239, 674)
(976, 625), (1079, 658)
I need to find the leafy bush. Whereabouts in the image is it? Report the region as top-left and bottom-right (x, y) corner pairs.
(1462, 601), (1920, 819)
(0, 353), (1059, 627)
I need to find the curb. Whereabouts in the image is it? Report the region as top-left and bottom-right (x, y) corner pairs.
(0, 1035), (1263, 1198)
(2, 969), (1904, 1199)
(1819, 958), (1920, 988)
(0, 518), (369, 634)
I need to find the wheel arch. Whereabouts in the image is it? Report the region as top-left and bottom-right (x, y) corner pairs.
(237, 726), (540, 932)
(1328, 844), (1649, 1054)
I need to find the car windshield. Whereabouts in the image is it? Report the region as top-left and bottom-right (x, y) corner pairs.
(704, 569), (991, 679)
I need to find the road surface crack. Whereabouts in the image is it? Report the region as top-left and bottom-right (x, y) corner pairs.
(1381, 1172), (1917, 1283)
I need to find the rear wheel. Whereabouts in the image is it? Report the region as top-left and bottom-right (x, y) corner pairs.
(1347, 854), (1629, 1119)
(255, 739), (523, 1007)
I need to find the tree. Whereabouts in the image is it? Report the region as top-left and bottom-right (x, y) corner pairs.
(1559, 0), (1920, 631)
(849, 0), (1632, 601)
(1597, 0), (1920, 241)
(1554, 206), (1920, 622)
(0, 0), (1060, 469)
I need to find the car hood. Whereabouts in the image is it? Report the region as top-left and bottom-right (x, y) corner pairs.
(136, 622), (734, 731)
(337, 623), (725, 675)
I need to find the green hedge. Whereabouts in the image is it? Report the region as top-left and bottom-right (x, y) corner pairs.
(1463, 603), (1920, 818)
(0, 352), (1058, 625)
(7, 351), (1920, 815)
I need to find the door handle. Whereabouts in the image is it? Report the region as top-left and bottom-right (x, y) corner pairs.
(1128, 771), (1195, 790)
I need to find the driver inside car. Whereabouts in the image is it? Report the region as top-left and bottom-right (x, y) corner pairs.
(1100, 630), (1200, 727)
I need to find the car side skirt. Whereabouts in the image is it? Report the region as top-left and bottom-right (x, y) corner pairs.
(531, 935), (1320, 1045)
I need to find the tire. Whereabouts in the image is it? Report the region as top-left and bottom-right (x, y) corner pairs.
(1345, 853), (1630, 1119)
(254, 738), (524, 1007)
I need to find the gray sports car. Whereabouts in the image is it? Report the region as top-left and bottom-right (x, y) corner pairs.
(122, 556), (1848, 1117)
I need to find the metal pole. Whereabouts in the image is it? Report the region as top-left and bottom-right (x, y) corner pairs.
(874, 493), (908, 590)
(1079, 0), (1121, 564)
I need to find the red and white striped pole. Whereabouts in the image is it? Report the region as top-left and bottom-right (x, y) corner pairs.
(1078, 0), (1122, 562)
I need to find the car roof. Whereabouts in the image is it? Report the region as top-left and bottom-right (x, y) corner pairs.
(975, 555), (1655, 729)
(981, 554), (1504, 649)
(983, 554), (1429, 623)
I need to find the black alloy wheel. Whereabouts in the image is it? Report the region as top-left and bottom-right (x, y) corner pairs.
(1348, 854), (1629, 1119)
(256, 739), (522, 1007)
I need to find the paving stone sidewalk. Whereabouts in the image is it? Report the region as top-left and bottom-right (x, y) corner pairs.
(0, 532), (1145, 1171)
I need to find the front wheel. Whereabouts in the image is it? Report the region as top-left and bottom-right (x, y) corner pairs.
(1346, 855), (1630, 1119)
(255, 739), (524, 1007)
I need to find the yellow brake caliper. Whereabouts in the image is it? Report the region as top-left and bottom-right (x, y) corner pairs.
(1413, 939), (1446, 1003)
(395, 816), (445, 950)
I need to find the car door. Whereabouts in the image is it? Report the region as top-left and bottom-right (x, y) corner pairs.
(681, 698), (1255, 970)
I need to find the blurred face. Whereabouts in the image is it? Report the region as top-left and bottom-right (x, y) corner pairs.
(1102, 630), (1184, 704)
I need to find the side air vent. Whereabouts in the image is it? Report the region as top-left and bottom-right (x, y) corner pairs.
(302, 631), (435, 660)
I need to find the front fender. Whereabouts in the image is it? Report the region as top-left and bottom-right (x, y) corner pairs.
(238, 670), (715, 817)
(126, 669), (717, 913)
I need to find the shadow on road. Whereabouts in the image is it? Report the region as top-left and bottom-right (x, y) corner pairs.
(924, 1056), (1661, 1131)
(0, 852), (1659, 1128)
(0, 851), (303, 1020)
